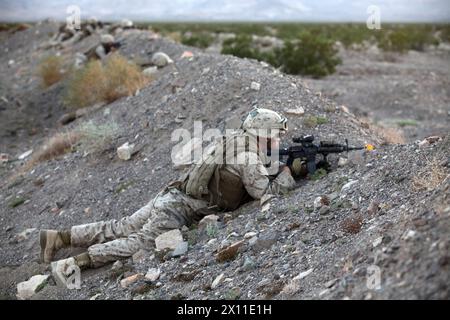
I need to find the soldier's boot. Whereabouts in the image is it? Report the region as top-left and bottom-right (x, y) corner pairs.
(51, 253), (92, 288)
(40, 229), (71, 263)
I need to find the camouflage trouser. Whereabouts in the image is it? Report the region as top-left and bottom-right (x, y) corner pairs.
(70, 188), (208, 267)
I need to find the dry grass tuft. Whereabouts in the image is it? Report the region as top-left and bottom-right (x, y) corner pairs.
(66, 53), (149, 108)
(372, 125), (406, 145)
(38, 56), (65, 87)
(341, 214), (363, 234)
(31, 131), (79, 164)
(413, 157), (448, 191)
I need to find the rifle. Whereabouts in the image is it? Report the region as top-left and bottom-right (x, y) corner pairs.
(269, 135), (373, 175)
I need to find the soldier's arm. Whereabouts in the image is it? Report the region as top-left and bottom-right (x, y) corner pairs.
(233, 151), (296, 199)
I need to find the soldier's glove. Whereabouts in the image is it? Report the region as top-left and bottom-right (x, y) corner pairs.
(290, 158), (308, 178)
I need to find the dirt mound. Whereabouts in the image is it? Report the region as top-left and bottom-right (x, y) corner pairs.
(0, 22), (448, 300)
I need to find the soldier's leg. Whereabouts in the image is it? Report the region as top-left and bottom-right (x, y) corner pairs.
(70, 197), (157, 247)
(41, 196), (157, 263)
(86, 188), (208, 267)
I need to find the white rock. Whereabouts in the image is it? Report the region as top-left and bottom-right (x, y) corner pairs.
(18, 149), (33, 160)
(145, 268), (161, 282)
(372, 237), (383, 248)
(198, 214), (220, 230)
(341, 180), (358, 193)
(250, 81), (261, 91)
(142, 66), (158, 77)
(338, 157), (349, 167)
(16, 228), (37, 242)
(117, 142), (134, 160)
(155, 229), (183, 250)
(313, 196), (324, 210)
(402, 230), (417, 241)
(285, 107), (305, 116)
(17, 275), (49, 300)
(211, 273), (225, 289)
(293, 268), (314, 281)
(151, 52), (173, 67)
(244, 232), (257, 239)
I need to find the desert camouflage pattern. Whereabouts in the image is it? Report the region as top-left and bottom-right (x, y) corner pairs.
(71, 188), (207, 267)
(70, 132), (295, 267)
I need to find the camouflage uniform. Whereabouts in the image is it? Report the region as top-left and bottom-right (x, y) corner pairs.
(70, 132), (295, 267)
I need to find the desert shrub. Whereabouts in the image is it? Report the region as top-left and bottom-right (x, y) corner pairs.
(31, 131), (79, 164)
(181, 32), (214, 48)
(378, 27), (439, 52)
(38, 56), (65, 87)
(341, 214), (363, 234)
(221, 34), (260, 59)
(275, 32), (341, 77)
(376, 126), (406, 145)
(76, 120), (120, 153)
(413, 158), (448, 191)
(66, 54), (148, 108)
(103, 54), (148, 103)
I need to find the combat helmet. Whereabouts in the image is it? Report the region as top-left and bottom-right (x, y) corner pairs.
(242, 108), (288, 138)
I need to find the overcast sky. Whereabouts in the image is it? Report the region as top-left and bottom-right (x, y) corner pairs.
(1, 0), (449, 22)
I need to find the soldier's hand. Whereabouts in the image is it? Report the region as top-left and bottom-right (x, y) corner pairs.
(281, 165), (292, 175)
(290, 158), (307, 178)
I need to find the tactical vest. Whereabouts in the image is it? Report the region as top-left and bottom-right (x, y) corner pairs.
(181, 131), (258, 211)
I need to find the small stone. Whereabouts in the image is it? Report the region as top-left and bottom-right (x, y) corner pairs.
(223, 214), (233, 223)
(120, 273), (143, 288)
(341, 180), (358, 193)
(367, 200), (380, 216)
(285, 107), (305, 116)
(253, 231), (278, 251)
(16, 228), (37, 242)
(338, 157), (348, 167)
(132, 249), (147, 263)
(293, 268), (314, 281)
(145, 268), (161, 282)
(180, 51), (194, 59)
(151, 52), (173, 67)
(244, 232), (257, 239)
(142, 66), (158, 77)
(325, 278), (338, 288)
(16, 275), (50, 300)
(198, 214), (219, 230)
(314, 195), (330, 210)
(250, 81), (261, 91)
(117, 142), (135, 161)
(319, 205), (330, 215)
(211, 273), (225, 289)
(84, 207), (91, 215)
(111, 260), (123, 271)
(216, 240), (244, 263)
(372, 237), (383, 248)
(402, 230), (417, 241)
(155, 229), (184, 251)
(248, 236), (258, 247)
(18, 149), (33, 160)
(172, 241), (188, 257)
(242, 256), (256, 271)
(340, 105), (350, 113)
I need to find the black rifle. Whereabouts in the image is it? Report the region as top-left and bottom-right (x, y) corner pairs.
(269, 135), (366, 175)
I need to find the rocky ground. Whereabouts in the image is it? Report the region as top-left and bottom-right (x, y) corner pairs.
(0, 22), (448, 300)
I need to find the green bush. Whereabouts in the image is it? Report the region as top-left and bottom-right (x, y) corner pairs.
(275, 32), (341, 77)
(181, 32), (214, 48)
